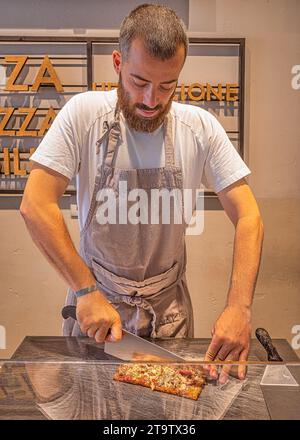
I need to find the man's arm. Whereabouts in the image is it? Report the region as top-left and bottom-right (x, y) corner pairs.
(20, 162), (122, 342)
(204, 178), (264, 383)
(21, 162), (95, 291)
(219, 178), (264, 308)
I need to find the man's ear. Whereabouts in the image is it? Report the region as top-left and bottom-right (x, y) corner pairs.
(112, 50), (122, 75)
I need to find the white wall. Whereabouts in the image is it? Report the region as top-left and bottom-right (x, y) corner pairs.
(187, 0), (300, 355)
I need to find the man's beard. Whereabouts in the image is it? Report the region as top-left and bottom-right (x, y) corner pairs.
(117, 73), (175, 133)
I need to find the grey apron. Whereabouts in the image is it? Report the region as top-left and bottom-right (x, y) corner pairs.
(63, 105), (194, 338)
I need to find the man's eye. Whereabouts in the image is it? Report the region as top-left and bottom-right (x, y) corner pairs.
(160, 85), (173, 92)
(133, 81), (146, 88)
(133, 79), (173, 91)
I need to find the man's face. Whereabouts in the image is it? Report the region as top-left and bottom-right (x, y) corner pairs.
(113, 38), (185, 132)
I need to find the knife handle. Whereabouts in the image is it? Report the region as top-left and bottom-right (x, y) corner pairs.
(255, 328), (283, 361)
(62, 305), (77, 321)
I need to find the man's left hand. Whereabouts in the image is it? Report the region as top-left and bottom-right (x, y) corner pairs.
(204, 305), (251, 384)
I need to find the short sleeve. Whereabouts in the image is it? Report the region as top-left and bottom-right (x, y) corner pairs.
(30, 94), (81, 180)
(203, 113), (251, 193)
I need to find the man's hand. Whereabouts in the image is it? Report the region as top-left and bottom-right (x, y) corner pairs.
(204, 305), (251, 384)
(76, 290), (123, 343)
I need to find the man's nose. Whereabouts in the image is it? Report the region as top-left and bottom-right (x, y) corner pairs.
(143, 86), (158, 109)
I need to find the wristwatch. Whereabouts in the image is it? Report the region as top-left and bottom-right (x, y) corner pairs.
(74, 284), (98, 298)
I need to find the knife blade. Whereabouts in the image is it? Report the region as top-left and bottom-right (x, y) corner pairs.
(104, 329), (186, 362)
(61, 305), (186, 362)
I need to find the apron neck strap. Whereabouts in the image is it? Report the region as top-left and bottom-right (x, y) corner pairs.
(164, 112), (175, 168)
(104, 104), (121, 167)
(103, 105), (175, 168)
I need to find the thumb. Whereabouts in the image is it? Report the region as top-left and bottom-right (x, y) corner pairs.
(105, 319), (123, 342)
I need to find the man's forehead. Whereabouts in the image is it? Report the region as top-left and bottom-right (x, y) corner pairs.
(123, 38), (184, 83)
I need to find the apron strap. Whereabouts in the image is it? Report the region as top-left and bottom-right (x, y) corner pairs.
(95, 121), (109, 155)
(164, 112), (175, 168)
(104, 104), (122, 167)
(95, 105), (122, 166)
(98, 104), (175, 169)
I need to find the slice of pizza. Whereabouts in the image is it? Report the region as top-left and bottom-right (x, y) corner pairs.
(113, 364), (205, 400)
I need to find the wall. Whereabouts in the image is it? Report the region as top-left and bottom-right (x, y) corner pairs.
(187, 0), (300, 355)
(0, 0), (299, 358)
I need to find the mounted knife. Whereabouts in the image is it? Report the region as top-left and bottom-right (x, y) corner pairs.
(255, 328), (283, 362)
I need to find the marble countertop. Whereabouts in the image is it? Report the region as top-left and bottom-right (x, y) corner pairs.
(0, 337), (299, 420)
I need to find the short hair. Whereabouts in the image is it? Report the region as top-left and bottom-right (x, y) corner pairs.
(119, 3), (188, 62)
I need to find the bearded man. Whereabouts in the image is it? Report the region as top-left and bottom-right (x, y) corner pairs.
(21, 4), (263, 384)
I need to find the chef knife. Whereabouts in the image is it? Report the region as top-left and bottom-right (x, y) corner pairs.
(61, 305), (186, 362)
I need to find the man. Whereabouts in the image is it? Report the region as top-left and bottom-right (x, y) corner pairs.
(20, 4), (264, 384)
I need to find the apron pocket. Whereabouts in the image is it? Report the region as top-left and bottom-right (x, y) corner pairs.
(155, 312), (189, 338)
(91, 258), (180, 298)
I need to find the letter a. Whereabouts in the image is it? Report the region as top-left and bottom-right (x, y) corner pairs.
(31, 55), (63, 92)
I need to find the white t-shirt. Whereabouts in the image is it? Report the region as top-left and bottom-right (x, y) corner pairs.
(30, 90), (251, 230)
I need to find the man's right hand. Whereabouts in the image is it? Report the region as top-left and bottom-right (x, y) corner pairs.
(76, 290), (123, 343)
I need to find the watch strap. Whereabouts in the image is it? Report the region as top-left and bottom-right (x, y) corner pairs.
(74, 284), (98, 298)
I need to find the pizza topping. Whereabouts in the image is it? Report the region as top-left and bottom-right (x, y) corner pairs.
(179, 369), (193, 376)
(113, 363), (205, 400)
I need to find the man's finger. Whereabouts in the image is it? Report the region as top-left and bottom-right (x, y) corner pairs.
(238, 348), (249, 380)
(105, 319), (123, 342)
(94, 325), (110, 343)
(87, 326), (98, 339)
(204, 336), (222, 361)
(219, 349), (242, 385)
(204, 336), (222, 379)
(215, 344), (233, 362)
